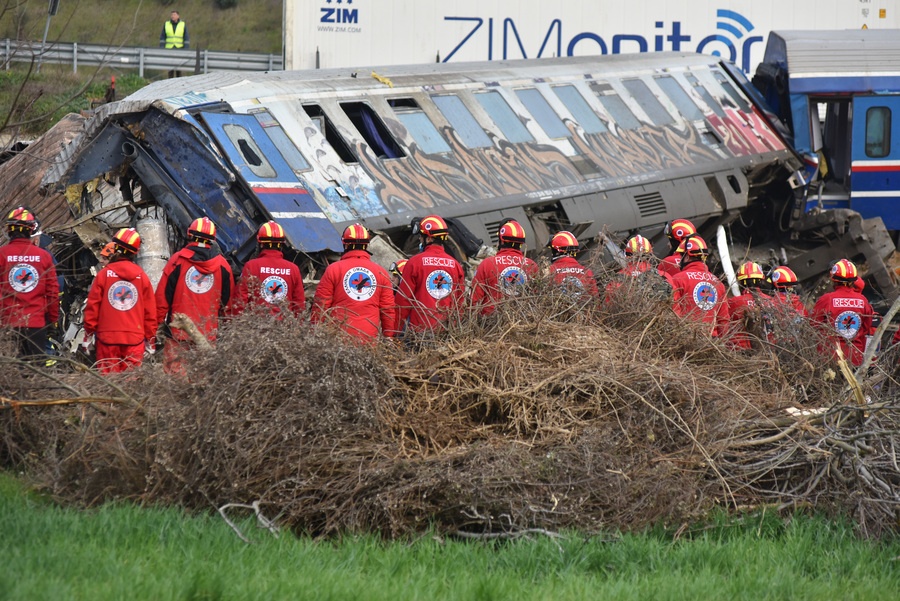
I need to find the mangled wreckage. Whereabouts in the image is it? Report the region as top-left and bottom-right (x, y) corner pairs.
(4, 52), (898, 347)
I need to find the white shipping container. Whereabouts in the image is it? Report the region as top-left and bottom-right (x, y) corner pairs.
(284, 0), (898, 73)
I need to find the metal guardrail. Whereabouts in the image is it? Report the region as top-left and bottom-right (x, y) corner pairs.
(1, 39), (283, 76)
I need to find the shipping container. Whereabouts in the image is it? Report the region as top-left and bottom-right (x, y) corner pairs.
(284, 0), (898, 73)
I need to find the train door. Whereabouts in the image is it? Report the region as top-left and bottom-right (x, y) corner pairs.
(850, 96), (900, 231)
(808, 97), (852, 210)
(198, 112), (343, 253)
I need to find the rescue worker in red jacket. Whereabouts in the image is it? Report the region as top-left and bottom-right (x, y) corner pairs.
(547, 231), (599, 297)
(389, 258), (408, 330)
(669, 236), (730, 336)
(397, 215), (465, 333)
(768, 266), (808, 319)
(310, 224), (396, 340)
(658, 218), (697, 277)
(83, 228), (157, 374)
(155, 217), (234, 373)
(811, 259), (877, 367)
(0, 207), (59, 358)
(765, 265), (809, 346)
(604, 235), (658, 303)
(470, 220), (538, 315)
(725, 261), (772, 350)
(234, 221), (305, 317)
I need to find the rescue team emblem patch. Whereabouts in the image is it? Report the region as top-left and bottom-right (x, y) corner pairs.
(107, 281), (139, 311)
(8, 264), (39, 293)
(426, 269), (453, 300)
(834, 310), (862, 340)
(185, 266), (214, 294)
(260, 276), (288, 303)
(692, 281), (718, 311)
(560, 275), (585, 296)
(343, 267), (377, 301)
(498, 266), (527, 295)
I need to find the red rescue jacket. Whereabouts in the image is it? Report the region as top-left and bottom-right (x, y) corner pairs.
(84, 258), (157, 346)
(470, 248), (539, 314)
(550, 256), (599, 297)
(669, 261), (730, 336)
(310, 250), (396, 339)
(155, 242), (234, 342)
(397, 243), (465, 332)
(812, 285), (876, 366)
(235, 249), (305, 317)
(726, 290), (771, 350)
(0, 237), (59, 328)
(658, 254), (681, 277)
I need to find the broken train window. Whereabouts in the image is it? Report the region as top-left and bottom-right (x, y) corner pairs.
(340, 101), (406, 159)
(302, 104), (357, 164)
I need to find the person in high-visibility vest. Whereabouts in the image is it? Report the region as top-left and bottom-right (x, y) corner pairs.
(159, 10), (190, 49)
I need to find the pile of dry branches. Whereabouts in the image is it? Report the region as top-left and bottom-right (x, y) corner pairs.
(2, 276), (899, 538)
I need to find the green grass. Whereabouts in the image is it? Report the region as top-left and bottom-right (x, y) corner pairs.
(1, 472), (899, 600)
(0, 65), (148, 137)
(1, 0), (283, 55)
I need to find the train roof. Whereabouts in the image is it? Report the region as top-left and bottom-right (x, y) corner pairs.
(44, 52), (726, 188)
(763, 29), (900, 93)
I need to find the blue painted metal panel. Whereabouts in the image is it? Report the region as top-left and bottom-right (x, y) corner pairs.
(792, 76), (900, 95)
(850, 95), (900, 230)
(199, 112), (343, 253)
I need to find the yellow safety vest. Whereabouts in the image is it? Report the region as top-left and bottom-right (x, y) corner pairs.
(165, 21), (186, 49)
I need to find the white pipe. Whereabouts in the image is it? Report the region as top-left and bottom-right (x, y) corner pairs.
(716, 225), (740, 297)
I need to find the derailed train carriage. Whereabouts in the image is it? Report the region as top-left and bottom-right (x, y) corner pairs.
(38, 52), (899, 308)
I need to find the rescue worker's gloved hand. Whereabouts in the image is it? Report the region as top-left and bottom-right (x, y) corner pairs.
(144, 340), (156, 358)
(155, 324), (170, 350)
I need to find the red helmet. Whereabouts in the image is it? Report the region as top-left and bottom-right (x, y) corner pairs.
(498, 220), (527, 245)
(682, 236), (709, 258)
(112, 227), (142, 254)
(187, 217), (217, 242)
(664, 218), (697, 243)
(342, 223), (371, 247)
(769, 266), (799, 289)
(547, 231), (579, 255)
(736, 261), (765, 285)
(830, 259), (858, 283)
(624, 235), (652, 256)
(257, 221), (286, 245)
(389, 259), (408, 278)
(416, 215), (448, 239)
(6, 206), (37, 233)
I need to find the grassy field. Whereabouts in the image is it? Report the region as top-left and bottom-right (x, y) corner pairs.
(2, 473), (899, 601)
(1, 0), (283, 54)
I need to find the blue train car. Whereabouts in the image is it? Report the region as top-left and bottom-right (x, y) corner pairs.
(753, 29), (900, 233)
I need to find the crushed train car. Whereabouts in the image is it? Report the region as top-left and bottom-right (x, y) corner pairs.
(3, 52), (898, 312)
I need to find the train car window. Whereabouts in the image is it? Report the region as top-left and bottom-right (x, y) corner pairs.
(591, 83), (640, 130)
(866, 107), (891, 158)
(655, 76), (704, 122)
(397, 113), (451, 154)
(302, 104), (357, 163)
(684, 74), (726, 118)
(475, 91), (534, 143)
(622, 79), (674, 126)
(252, 111), (311, 172)
(513, 89), (570, 139)
(432, 95), (493, 149)
(713, 71), (752, 112)
(389, 98), (451, 154)
(340, 101), (406, 159)
(552, 85), (607, 134)
(222, 124), (276, 178)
